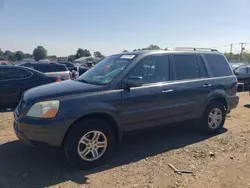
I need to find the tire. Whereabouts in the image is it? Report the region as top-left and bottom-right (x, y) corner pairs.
(199, 101), (226, 134)
(64, 118), (115, 169)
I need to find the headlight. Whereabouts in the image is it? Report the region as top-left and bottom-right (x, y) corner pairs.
(26, 100), (60, 118)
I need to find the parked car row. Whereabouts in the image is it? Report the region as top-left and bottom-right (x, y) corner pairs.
(17, 62), (72, 80)
(13, 48), (239, 169)
(0, 65), (60, 108)
(233, 65), (250, 88)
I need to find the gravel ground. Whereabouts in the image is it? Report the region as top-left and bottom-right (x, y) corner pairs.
(0, 92), (250, 188)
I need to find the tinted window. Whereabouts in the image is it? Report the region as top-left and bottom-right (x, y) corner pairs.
(236, 67), (247, 74)
(51, 64), (67, 72)
(18, 68), (31, 78)
(0, 67), (31, 80)
(173, 55), (199, 80)
(35, 64), (51, 73)
(129, 55), (170, 84)
(204, 54), (232, 77)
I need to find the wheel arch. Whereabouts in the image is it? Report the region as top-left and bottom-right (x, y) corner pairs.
(203, 95), (228, 116)
(62, 112), (123, 147)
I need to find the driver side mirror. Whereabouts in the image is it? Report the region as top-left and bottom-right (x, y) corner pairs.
(123, 76), (143, 89)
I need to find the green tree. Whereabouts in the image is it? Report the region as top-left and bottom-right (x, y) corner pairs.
(146, 45), (161, 50)
(94, 51), (104, 58)
(15, 51), (25, 61)
(68, 55), (76, 62)
(9, 53), (17, 62)
(75, 48), (91, 59)
(75, 48), (84, 59)
(4, 50), (12, 57)
(0, 48), (3, 57)
(82, 49), (91, 57)
(33, 46), (47, 61)
(24, 53), (33, 59)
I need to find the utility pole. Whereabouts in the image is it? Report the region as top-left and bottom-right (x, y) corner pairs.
(230, 44), (233, 60)
(240, 43), (245, 60)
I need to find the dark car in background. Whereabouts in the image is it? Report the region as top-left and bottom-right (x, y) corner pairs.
(234, 65), (250, 88)
(78, 62), (96, 76)
(17, 62), (72, 80)
(14, 48), (238, 169)
(57, 61), (77, 72)
(0, 65), (59, 108)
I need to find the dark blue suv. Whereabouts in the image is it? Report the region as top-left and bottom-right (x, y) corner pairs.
(14, 48), (239, 169)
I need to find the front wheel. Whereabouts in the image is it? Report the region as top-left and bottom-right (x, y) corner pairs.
(64, 119), (115, 169)
(199, 101), (226, 134)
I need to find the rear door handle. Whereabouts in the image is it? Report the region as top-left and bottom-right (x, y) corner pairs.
(203, 84), (212, 87)
(162, 89), (174, 93)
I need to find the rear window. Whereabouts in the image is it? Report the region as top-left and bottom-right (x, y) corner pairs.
(35, 64), (67, 72)
(0, 67), (31, 80)
(35, 64), (51, 73)
(204, 54), (232, 77)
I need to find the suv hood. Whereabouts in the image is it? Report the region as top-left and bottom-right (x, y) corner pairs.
(23, 80), (104, 102)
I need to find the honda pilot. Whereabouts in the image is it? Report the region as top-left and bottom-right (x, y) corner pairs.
(14, 48), (239, 169)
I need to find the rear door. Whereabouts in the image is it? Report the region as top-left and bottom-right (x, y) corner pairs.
(121, 54), (177, 130)
(0, 67), (32, 107)
(166, 54), (210, 120)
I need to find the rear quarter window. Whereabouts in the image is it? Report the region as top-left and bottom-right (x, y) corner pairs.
(204, 54), (232, 77)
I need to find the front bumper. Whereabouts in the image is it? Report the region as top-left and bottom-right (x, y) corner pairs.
(14, 112), (75, 148)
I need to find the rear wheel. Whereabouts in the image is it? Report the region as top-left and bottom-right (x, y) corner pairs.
(199, 101), (226, 134)
(64, 118), (115, 169)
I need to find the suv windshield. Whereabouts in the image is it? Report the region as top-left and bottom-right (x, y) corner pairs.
(78, 55), (135, 85)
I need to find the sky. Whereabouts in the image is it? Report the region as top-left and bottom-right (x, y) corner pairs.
(0, 0), (250, 56)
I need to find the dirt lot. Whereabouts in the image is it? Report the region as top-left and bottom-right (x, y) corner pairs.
(0, 92), (250, 188)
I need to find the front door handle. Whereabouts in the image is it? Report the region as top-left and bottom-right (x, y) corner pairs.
(162, 89), (174, 93)
(203, 84), (212, 87)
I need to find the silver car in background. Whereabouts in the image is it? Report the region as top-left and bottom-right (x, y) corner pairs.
(18, 62), (72, 80)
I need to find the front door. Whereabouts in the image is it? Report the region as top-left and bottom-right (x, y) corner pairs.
(121, 55), (177, 131)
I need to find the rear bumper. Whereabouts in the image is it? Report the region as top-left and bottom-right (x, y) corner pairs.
(14, 112), (75, 148)
(227, 95), (239, 111)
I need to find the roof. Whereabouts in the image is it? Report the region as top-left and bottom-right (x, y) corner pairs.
(117, 48), (221, 56)
(74, 56), (102, 62)
(0, 65), (45, 74)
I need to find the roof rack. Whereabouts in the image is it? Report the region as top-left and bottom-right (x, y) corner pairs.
(166, 47), (218, 52)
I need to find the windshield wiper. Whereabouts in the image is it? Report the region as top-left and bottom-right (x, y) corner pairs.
(76, 78), (91, 84)
(76, 78), (103, 85)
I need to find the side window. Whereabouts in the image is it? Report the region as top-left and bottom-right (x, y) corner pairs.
(204, 54), (232, 77)
(173, 55), (199, 80)
(18, 68), (31, 78)
(49, 64), (67, 72)
(237, 67), (247, 74)
(129, 55), (170, 84)
(1, 67), (30, 80)
(36, 64), (51, 73)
